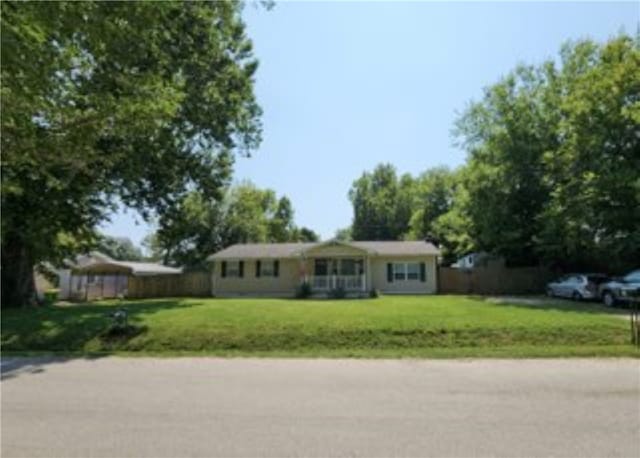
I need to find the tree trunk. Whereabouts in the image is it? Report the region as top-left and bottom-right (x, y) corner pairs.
(1, 233), (39, 308)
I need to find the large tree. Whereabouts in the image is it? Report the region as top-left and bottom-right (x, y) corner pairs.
(147, 191), (227, 267)
(348, 164), (415, 240)
(1, 1), (262, 306)
(334, 227), (353, 242)
(291, 227), (320, 243)
(406, 167), (457, 239)
(268, 196), (295, 243)
(98, 235), (144, 261)
(454, 63), (557, 265)
(536, 36), (640, 270)
(405, 166), (467, 264)
(455, 35), (639, 270)
(148, 182), (320, 267)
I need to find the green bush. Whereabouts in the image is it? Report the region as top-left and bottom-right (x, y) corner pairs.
(295, 281), (312, 299)
(43, 289), (58, 305)
(369, 288), (379, 298)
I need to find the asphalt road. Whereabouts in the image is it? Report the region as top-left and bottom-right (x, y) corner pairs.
(2, 357), (639, 457)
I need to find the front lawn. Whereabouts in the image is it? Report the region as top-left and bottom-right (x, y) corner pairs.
(1, 296), (637, 357)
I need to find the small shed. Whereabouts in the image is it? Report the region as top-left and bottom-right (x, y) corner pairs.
(69, 260), (182, 301)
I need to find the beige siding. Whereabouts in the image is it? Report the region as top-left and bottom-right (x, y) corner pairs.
(370, 256), (437, 294)
(212, 255), (438, 296)
(212, 258), (301, 297)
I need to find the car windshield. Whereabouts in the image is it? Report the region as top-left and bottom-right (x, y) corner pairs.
(624, 270), (640, 282)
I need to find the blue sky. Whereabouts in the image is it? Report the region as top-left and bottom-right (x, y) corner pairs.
(101, 1), (638, 247)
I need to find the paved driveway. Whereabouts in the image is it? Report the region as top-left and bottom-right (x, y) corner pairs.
(2, 357), (639, 457)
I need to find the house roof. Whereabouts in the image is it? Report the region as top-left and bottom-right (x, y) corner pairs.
(207, 240), (440, 260)
(349, 241), (440, 256)
(62, 251), (115, 269)
(72, 260), (182, 276)
(116, 261), (182, 276)
(208, 243), (316, 260)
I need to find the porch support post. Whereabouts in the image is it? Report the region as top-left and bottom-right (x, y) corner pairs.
(210, 261), (218, 296)
(366, 256), (371, 293)
(362, 256), (366, 292)
(301, 256), (308, 284)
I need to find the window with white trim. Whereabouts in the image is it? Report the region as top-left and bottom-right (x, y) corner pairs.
(393, 262), (420, 281)
(226, 261), (240, 277)
(393, 263), (406, 280)
(260, 260), (275, 277)
(407, 263), (420, 280)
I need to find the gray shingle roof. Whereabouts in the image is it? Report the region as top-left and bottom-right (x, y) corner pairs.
(207, 241), (439, 260)
(349, 241), (440, 256)
(73, 260), (182, 276)
(208, 243), (317, 260)
(116, 262), (182, 276)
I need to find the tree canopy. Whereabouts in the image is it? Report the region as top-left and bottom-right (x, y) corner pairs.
(346, 163), (464, 263)
(348, 163), (415, 241)
(455, 34), (639, 270)
(97, 236), (144, 261)
(147, 182), (320, 268)
(344, 35), (639, 271)
(1, 1), (262, 305)
(334, 227), (353, 242)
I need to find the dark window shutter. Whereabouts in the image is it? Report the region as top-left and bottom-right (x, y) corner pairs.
(387, 263), (393, 283)
(420, 262), (426, 282)
(256, 261), (261, 277)
(274, 260), (280, 277)
(221, 261), (227, 278)
(239, 261), (244, 278)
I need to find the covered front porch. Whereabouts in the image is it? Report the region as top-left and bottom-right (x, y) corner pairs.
(306, 258), (368, 292)
(299, 242), (372, 293)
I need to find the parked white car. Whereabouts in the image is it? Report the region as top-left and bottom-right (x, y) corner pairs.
(546, 274), (609, 301)
(598, 269), (640, 307)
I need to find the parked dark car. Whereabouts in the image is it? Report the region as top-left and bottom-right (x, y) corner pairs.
(598, 269), (640, 307)
(546, 274), (609, 301)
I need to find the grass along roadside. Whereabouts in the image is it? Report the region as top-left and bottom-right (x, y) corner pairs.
(1, 296), (637, 358)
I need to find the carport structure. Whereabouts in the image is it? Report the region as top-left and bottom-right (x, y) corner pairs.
(70, 261), (182, 301)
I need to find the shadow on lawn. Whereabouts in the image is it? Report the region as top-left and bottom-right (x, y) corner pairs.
(468, 295), (630, 317)
(1, 299), (205, 356)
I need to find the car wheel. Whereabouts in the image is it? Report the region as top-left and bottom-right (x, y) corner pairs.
(572, 291), (582, 301)
(603, 291), (615, 307)
(546, 288), (554, 297)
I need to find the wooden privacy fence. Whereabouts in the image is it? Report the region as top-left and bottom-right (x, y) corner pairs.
(438, 265), (553, 295)
(127, 271), (211, 298)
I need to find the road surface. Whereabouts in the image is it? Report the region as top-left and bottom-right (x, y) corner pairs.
(2, 357), (639, 457)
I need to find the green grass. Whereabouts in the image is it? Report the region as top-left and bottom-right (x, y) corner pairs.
(2, 296), (638, 357)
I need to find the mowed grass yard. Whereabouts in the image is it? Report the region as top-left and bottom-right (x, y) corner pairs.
(1, 295), (637, 357)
